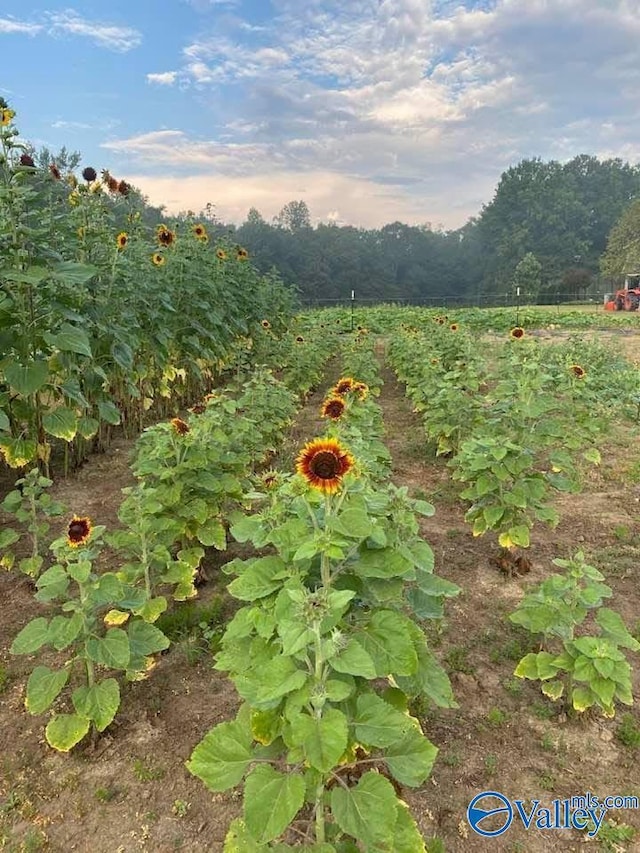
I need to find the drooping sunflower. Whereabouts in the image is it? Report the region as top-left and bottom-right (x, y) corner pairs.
(296, 438), (355, 494)
(261, 319), (271, 329)
(49, 163), (61, 180)
(171, 417), (190, 435)
(334, 377), (355, 395)
(0, 107), (15, 126)
(82, 166), (97, 183)
(510, 327), (525, 340)
(19, 153), (35, 167)
(189, 402), (206, 415)
(118, 180), (131, 196)
(67, 516), (92, 548)
(570, 364), (586, 379)
(192, 223), (208, 241)
(236, 246), (249, 260)
(116, 232), (128, 250)
(216, 248), (227, 260)
(156, 225), (176, 247)
(152, 252), (165, 266)
(321, 396), (346, 420)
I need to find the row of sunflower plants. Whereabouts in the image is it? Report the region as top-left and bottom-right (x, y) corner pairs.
(6, 357), (327, 750)
(0, 103), (295, 474)
(388, 322), (609, 568)
(187, 363), (460, 850)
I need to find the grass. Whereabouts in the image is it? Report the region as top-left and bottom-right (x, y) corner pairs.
(616, 714), (640, 749)
(486, 707), (508, 727)
(445, 646), (474, 674)
(133, 759), (165, 782)
(594, 819), (636, 851)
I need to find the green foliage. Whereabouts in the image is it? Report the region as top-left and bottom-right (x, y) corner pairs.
(0, 468), (65, 577)
(510, 552), (639, 717)
(616, 714), (640, 749)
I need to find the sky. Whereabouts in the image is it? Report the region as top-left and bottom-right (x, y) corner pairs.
(2, 0), (640, 230)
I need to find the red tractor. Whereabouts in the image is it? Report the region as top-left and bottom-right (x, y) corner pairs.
(604, 273), (640, 311)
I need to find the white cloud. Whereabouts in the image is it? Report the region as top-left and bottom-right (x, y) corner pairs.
(46, 10), (141, 52)
(0, 16), (42, 35)
(146, 71), (178, 86)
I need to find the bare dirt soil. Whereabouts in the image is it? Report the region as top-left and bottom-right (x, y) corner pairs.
(1, 341), (640, 853)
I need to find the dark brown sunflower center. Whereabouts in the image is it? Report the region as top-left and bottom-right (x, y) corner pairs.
(68, 521), (89, 541)
(325, 401), (344, 417)
(310, 451), (341, 479)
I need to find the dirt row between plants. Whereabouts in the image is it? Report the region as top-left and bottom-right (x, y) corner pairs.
(374, 338), (640, 853)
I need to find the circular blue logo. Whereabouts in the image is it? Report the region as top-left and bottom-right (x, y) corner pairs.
(467, 791), (513, 837)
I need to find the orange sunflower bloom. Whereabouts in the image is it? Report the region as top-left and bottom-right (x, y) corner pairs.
(510, 327), (525, 340)
(296, 438), (355, 494)
(171, 417), (190, 435)
(116, 232), (128, 250)
(67, 516), (92, 548)
(0, 107), (15, 126)
(321, 397), (346, 420)
(570, 364), (586, 379)
(334, 377), (355, 395)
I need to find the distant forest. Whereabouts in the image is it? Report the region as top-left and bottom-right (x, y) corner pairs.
(193, 154), (640, 305)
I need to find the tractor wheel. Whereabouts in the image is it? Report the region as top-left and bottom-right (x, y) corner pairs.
(616, 295), (625, 310)
(626, 292), (640, 311)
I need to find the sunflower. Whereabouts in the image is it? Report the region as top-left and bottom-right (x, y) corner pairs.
(321, 396), (346, 420)
(353, 381), (369, 400)
(261, 319), (271, 329)
(189, 402), (206, 415)
(49, 163), (61, 180)
(295, 335), (305, 343)
(334, 377), (355, 395)
(116, 232), (128, 250)
(236, 246), (249, 260)
(19, 153), (35, 167)
(296, 438), (355, 494)
(152, 252), (165, 266)
(156, 225), (176, 247)
(0, 107), (15, 126)
(262, 469), (280, 489)
(216, 248), (227, 260)
(82, 166), (97, 183)
(570, 364), (586, 379)
(510, 327), (525, 340)
(192, 223), (208, 241)
(450, 323), (459, 332)
(118, 180), (131, 196)
(436, 317), (445, 325)
(67, 516), (92, 548)
(106, 174), (119, 193)
(171, 417), (190, 435)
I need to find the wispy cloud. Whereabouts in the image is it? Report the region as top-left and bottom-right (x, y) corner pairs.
(46, 9), (141, 52)
(146, 71), (178, 86)
(0, 16), (42, 35)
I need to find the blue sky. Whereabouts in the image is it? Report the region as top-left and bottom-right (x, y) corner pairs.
(3, 0), (640, 229)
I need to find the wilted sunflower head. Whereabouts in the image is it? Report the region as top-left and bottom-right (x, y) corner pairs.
(236, 246), (249, 260)
(171, 417), (190, 436)
(570, 364), (586, 379)
(321, 396), (346, 420)
(261, 319), (271, 329)
(67, 516), (92, 548)
(152, 252), (165, 266)
(296, 437), (355, 494)
(334, 377), (355, 395)
(19, 153), (35, 167)
(353, 382), (369, 400)
(118, 180), (131, 196)
(49, 163), (61, 180)
(82, 166), (97, 183)
(156, 225), (175, 247)
(105, 174), (119, 192)
(189, 402), (206, 415)
(192, 223), (208, 240)
(510, 326), (525, 340)
(116, 232), (128, 250)
(262, 469), (280, 489)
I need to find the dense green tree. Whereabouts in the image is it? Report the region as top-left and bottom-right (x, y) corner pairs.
(600, 199), (640, 278)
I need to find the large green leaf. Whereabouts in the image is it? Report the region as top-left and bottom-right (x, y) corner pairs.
(395, 642), (457, 708)
(45, 713), (91, 751)
(43, 324), (92, 357)
(43, 407), (78, 441)
(289, 709), (348, 772)
(0, 409), (10, 432)
(86, 628), (130, 669)
(354, 694), (413, 747)
(244, 765), (305, 844)
(228, 556), (288, 601)
(50, 260), (98, 286)
(127, 619), (170, 669)
(97, 399), (121, 425)
(76, 415), (100, 439)
(48, 613), (83, 651)
(187, 717), (255, 791)
(10, 617), (50, 655)
(329, 638), (377, 679)
(235, 655), (307, 709)
(357, 610), (417, 676)
(385, 728), (438, 786)
(392, 802), (427, 852)
(330, 772), (398, 848)
(354, 549), (413, 580)
(72, 679), (120, 731)
(4, 359), (49, 396)
(25, 666), (69, 715)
